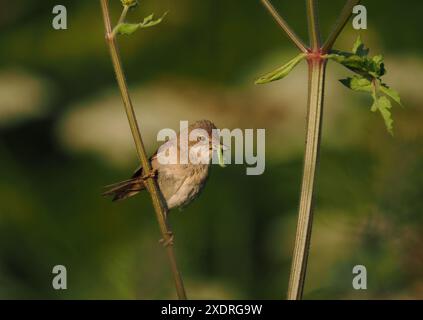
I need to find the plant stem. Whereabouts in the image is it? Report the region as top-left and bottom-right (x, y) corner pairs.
(287, 58), (327, 300)
(286, 0), (326, 301)
(322, 0), (361, 52)
(306, 0), (321, 50)
(99, 0), (187, 300)
(117, 5), (129, 25)
(287, 0), (359, 300)
(260, 0), (308, 53)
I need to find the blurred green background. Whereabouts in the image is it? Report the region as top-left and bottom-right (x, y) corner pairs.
(0, 0), (422, 299)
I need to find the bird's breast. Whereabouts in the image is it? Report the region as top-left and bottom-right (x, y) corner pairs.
(156, 164), (210, 210)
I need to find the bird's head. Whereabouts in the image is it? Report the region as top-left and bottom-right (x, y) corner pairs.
(186, 120), (227, 166)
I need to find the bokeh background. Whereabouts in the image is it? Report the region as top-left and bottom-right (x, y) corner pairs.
(0, 0), (422, 299)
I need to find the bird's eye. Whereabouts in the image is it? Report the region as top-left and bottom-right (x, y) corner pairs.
(197, 136), (206, 142)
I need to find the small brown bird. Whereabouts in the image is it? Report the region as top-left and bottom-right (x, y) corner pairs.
(103, 120), (224, 210)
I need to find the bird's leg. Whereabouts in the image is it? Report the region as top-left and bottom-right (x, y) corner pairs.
(142, 168), (158, 181)
(159, 231), (174, 247)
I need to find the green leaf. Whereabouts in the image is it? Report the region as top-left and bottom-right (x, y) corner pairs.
(380, 84), (403, 106)
(334, 54), (383, 78)
(328, 36), (403, 135)
(115, 23), (140, 35)
(327, 39), (385, 79)
(327, 53), (369, 74)
(352, 36), (369, 57)
(325, 52), (348, 63)
(255, 53), (307, 84)
(371, 95), (394, 135)
(340, 76), (372, 93)
(369, 55), (385, 78)
(140, 12), (168, 28)
(114, 12), (167, 36)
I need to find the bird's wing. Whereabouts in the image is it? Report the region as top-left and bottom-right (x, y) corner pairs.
(131, 151), (158, 178)
(132, 136), (180, 178)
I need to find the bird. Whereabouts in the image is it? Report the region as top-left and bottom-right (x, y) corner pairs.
(102, 120), (225, 212)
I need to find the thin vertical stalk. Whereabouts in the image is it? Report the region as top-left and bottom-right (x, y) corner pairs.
(99, 0), (187, 300)
(260, 0), (308, 53)
(287, 58), (327, 300)
(286, 0), (360, 300)
(306, 0), (321, 50)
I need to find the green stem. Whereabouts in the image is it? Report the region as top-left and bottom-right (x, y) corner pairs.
(117, 5), (129, 25)
(285, 0), (361, 300)
(260, 0), (308, 53)
(112, 5), (130, 37)
(322, 0), (361, 52)
(100, 0), (187, 300)
(287, 58), (327, 300)
(306, 0), (321, 50)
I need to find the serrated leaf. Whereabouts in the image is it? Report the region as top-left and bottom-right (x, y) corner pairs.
(142, 14), (154, 24)
(380, 84), (402, 106)
(328, 53), (386, 79)
(352, 36), (369, 57)
(114, 12), (167, 35)
(372, 55), (383, 65)
(371, 95), (394, 135)
(328, 36), (403, 135)
(255, 53), (307, 84)
(325, 52), (349, 63)
(327, 53), (369, 74)
(140, 12), (167, 28)
(340, 76), (373, 92)
(352, 36), (362, 53)
(369, 55), (385, 78)
(327, 38), (387, 79)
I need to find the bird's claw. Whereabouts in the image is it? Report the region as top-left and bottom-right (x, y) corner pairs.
(159, 232), (174, 247)
(142, 169), (158, 181)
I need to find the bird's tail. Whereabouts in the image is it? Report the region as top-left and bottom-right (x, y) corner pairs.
(102, 178), (146, 201)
